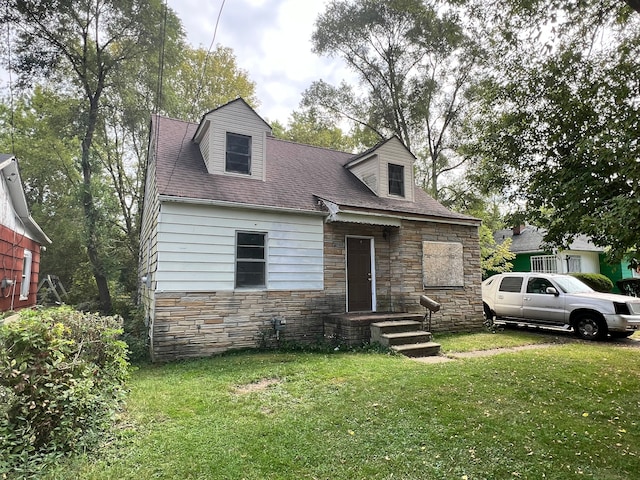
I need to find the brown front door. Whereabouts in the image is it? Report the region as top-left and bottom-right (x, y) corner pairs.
(347, 237), (373, 312)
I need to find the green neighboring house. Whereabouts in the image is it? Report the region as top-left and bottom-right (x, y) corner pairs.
(494, 225), (638, 292)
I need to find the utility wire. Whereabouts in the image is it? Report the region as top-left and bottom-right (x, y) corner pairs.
(5, 4), (15, 155)
(159, 0), (227, 192)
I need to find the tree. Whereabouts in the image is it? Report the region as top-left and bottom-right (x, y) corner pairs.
(463, 0), (640, 261)
(440, 181), (515, 278)
(305, 0), (483, 199)
(1, 0), (181, 312)
(271, 108), (367, 152)
(162, 45), (258, 123)
(0, 88), (86, 291)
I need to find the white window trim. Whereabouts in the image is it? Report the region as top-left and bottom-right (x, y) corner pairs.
(20, 249), (33, 300)
(388, 163), (405, 197)
(530, 254), (558, 274)
(235, 231), (267, 289)
(225, 132), (252, 175)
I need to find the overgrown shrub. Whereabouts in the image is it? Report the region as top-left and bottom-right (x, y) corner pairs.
(111, 294), (149, 363)
(0, 307), (129, 477)
(570, 272), (614, 292)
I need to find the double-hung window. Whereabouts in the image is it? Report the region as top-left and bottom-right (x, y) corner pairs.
(236, 232), (266, 288)
(226, 132), (251, 174)
(388, 163), (404, 197)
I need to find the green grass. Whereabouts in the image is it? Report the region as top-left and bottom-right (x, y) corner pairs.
(436, 328), (563, 353)
(39, 339), (640, 480)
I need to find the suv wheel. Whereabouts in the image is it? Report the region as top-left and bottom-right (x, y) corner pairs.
(574, 314), (607, 341)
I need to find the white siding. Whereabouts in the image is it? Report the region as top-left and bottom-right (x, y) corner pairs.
(377, 139), (415, 201)
(558, 250), (600, 274)
(206, 101), (270, 180)
(0, 173), (31, 239)
(138, 143), (160, 318)
(349, 155), (379, 194)
(198, 125), (211, 171)
(155, 202), (324, 291)
(0, 174), (17, 229)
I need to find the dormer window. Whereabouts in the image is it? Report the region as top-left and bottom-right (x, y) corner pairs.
(388, 163), (404, 197)
(226, 132), (251, 174)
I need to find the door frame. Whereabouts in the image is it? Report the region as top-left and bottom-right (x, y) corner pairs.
(345, 235), (376, 312)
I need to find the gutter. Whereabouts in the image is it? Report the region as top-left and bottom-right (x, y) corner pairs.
(158, 194), (328, 217)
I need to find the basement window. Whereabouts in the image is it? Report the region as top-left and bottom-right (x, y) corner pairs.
(236, 232), (266, 288)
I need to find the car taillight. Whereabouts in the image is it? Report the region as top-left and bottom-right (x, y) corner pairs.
(614, 302), (631, 315)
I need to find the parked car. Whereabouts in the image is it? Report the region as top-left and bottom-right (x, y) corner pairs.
(482, 272), (640, 340)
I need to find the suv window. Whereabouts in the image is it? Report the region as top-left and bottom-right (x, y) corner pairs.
(499, 276), (523, 293)
(526, 277), (554, 294)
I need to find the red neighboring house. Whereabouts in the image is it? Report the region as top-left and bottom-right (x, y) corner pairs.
(0, 154), (51, 312)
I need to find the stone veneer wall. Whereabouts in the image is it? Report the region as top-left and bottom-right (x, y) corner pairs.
(323, 220), (483, 333)
(151, 290), (339, 361)
(150, 219), (482, 361)
(391, 219), (483, 333)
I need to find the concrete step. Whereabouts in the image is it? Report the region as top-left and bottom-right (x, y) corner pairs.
(371, 320), (422, 333)
(391, 342), (441, 358)
(370, 320), (423, 344)
(380, 330), (433, 347)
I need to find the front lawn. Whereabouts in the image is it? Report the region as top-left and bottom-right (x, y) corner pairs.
(43, 334), (640, 479)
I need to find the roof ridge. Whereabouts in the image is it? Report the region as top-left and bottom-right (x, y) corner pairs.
(267, 136), (354, 155)
(153, 113), (197, 126)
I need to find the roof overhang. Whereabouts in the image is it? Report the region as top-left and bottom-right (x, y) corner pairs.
(318, 198), (481, 227)
(0, 157), (51, 245)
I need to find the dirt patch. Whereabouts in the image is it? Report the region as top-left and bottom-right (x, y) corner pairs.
(233, 378), (281, 394)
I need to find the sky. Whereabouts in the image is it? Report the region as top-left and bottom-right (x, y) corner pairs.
(165, 0), (352, 125)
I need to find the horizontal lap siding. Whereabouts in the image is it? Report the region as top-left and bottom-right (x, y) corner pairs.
(138, 145), (160, 317)
(350, 157), (379, 194)
(378, 140), (414, 201)
(208, 102), (269, 180)
(156, 203), (324, 291)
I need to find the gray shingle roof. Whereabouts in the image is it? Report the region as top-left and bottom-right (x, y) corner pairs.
(494, 226), (602, 253)
(152, 114), (477, 223)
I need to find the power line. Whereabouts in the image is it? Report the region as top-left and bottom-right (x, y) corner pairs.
(5, 4), (15, 155)
(159, 0), (227, 193)
(154, 0), (168, 115)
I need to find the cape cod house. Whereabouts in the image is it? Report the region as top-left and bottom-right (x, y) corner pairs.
(0, 154), (51, 311)
(138, 98), (483, 361)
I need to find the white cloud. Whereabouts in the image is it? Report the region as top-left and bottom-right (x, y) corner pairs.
(166, 0), (352, 125)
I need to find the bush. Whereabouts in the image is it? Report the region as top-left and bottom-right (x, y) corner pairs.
(570, 273), (614, 292)
(0, 307), (129, 477)
(111, 295), (149, 364)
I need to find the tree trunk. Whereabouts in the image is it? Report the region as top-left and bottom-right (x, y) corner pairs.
(81, 94), (112, 314)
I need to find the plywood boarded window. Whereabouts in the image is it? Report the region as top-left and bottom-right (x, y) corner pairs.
(422, 241), (464, 287)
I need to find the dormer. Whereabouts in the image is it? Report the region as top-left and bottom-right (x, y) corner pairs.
(193, 98), (272, 180)
(346, 136), (415, 202)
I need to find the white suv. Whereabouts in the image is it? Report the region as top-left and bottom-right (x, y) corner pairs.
(482, 273), (640, 340)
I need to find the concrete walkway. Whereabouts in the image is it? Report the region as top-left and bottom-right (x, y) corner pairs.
(412, 335), (640, 364)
